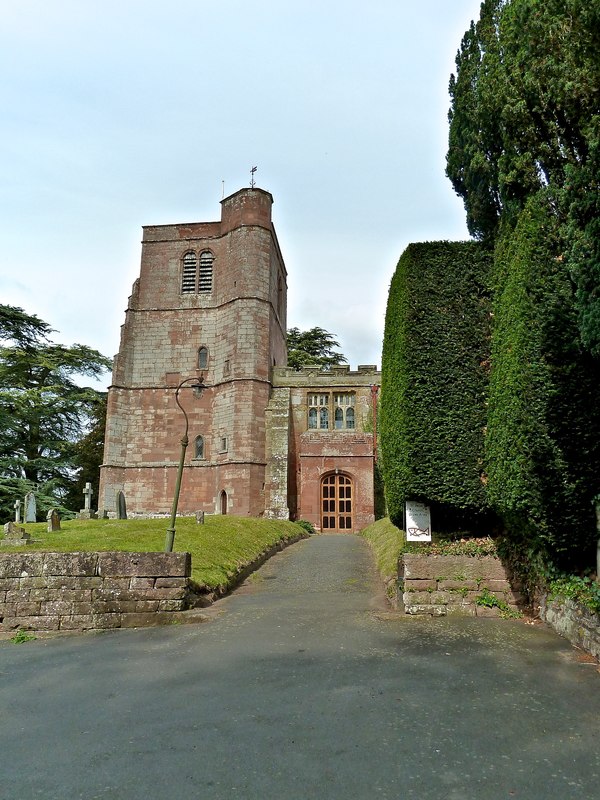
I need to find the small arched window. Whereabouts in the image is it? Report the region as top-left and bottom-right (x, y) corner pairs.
(197, 347), (209, 370)
(308, 407), (317, 429)
(194, 435), (204, 459)
(182, 252), (197, 293)
(198, 251), (214, 293)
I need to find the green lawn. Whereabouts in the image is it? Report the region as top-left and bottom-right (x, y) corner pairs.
(11, 516), (305, 590)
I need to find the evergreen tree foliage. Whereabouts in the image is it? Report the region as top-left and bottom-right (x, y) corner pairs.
(380, 242), (492, 530)
(447, 0), (505, 242)
(443, 0), (600, 570)
(447, 0), (600, 351)
(0, 304), (111, 519)
(486, 197), (600, 568)
(286, 327), (347, 370)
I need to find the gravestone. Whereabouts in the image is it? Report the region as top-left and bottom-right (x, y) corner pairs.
(47, 508), (61, 532)
(79, 481), (97, 520)
(195, 510), (205, 524)
(116, 491), (127, 520)
(2, 521), (31, 546)
(24, 492), (36, 523)
(14, 499), (21, 524)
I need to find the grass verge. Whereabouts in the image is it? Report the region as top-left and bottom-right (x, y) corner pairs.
(360, 517), (405, 584)
(11, 516), (305, 590)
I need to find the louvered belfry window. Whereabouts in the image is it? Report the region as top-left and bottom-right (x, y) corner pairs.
(181, 250), (214, 294)
(198, 251), (214, 293)
(182, 252), (197, 293)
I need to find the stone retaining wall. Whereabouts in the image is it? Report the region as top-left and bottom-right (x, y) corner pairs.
(537, 594), (600, 660)
(400, 554), (522, 616)
(0, 551), (192, 633)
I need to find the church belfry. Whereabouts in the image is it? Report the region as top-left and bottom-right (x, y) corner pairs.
(99, 188), (288, 517)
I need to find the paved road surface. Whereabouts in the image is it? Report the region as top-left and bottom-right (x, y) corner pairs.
(1, 534), (599, 799)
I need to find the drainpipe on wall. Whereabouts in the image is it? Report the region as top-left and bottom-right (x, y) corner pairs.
(595, 496), (600, 582)
(370, 384), (379, 463)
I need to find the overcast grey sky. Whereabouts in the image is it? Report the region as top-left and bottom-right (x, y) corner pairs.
(1, 0), (482, 383)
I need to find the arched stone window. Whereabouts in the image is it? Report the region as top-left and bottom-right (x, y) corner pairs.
(198, 251), (214, 293)
(197, 346), (209, 370)
(181, 250), (214, 294)
(308, 393), (330, 430)
(319, 407), (329, 429)
(181, 252), (197, 293)
(334, 393), (356, 429)
(194, 435), (204, 459)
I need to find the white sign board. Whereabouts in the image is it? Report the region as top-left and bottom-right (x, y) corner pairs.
(405, 501), (432, 541)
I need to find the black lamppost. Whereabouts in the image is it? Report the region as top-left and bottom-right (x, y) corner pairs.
(165, 375), (206, 553)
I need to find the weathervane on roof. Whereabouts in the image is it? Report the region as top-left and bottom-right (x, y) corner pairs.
(250, 166), (257, 188)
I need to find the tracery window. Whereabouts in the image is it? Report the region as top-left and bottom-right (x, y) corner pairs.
(334, 393), (355, 429)
(307, 392), (356, 430)
(308, 393), (330, 430)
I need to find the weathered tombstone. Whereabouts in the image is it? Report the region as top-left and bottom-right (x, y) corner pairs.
(2, 521), (31, 546)
(78, 481), (97, 520)
(24, 491), (36, 523)
(46, 508), (61, 532)
(195, 510), (205, 524)
(14, 499), (21, 524)
(116, 491), (127, 520)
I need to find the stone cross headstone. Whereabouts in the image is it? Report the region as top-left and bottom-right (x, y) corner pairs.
(83, 482), (93, 511)
(46, 508), (61, 532)
(14, 499), (21, 524)
(24, 492), (36, 523)
(78, 482), (97, 520)
(116, 491), (127, 520)
(2, 521), (30, 546)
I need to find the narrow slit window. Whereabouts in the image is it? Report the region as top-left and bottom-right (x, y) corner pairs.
(198, 347), (209, 370)
(194, 435), (204, 459)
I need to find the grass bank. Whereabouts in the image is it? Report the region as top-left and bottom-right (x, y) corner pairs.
(360, 517), (405, 595)
(11, 516), (305, 591)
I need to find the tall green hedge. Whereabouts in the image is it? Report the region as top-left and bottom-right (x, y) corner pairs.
(486, 195), (600, 569)
(381, 242), (492, 529)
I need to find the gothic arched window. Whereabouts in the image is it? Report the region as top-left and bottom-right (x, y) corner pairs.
(194, 435), (204, 459)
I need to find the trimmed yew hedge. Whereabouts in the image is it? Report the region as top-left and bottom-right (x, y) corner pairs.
(381, 241), (492, 530)
(486, 196), (600, 569)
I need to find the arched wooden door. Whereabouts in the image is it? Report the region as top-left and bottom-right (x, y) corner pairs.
(321, 473), (353, 532)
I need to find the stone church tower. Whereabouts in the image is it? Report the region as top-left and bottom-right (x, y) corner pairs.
(99, 188), (287, 518)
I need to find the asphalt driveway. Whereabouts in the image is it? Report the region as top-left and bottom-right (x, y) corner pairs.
(1, 534), (598, 799)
